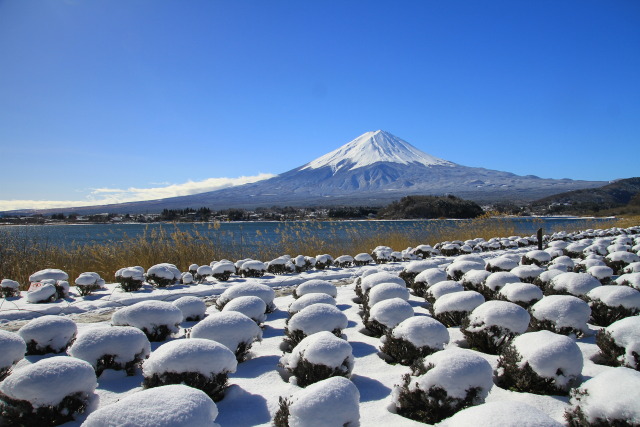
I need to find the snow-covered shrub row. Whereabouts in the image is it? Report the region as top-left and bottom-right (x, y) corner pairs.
(283, 304), (348, 352)
(496, 282), (543, 309)
(424, 280), (463, 304)
(529, 295), (591, 337)
(115, 266), (145, 292)
(74, 272), (106, 296)
(606, 250), (640, 274)
(68, 326), (150, 376)
(146, 263), (181, 287)
(189, 311), (262, 362)
(496, 330), (583, 395)
(399, 260), (439, 288)
(544, 272), (601, 298)
(564, 368), (640, 426)
(0, 356), (97, 426)
(0, 330), (25, 381)
(586, 285), (640, 326)
(314, 254), (334, 270)
(446, 257), (485, 281)
(596, 316), (640, 370)
(211, 260), (236, 281)
(412, 268), (446, 298)
(392, 348), (493, 424)
(510, 264), (544, 284)
(142, 338), (237, 401)
(361, 282), (409, 324)
(172, 296), (207, 321)
(461, 300), (530, 354)
(216, 282), (276, 313)
(356, 270), (405, 300)
(443, 401), (562, 427)
(279, 331), (354, 387)
(112, 300), (182, 341)
(364, 298), (414, 337)
(83, 384), (220, 427)
(288, 293), (336, 316)
(239, 260), (267, 278)
(1, 279), (20, 298)
(353, 252), (374, 266)
(18, 314), (77, 355)
(334, 255), (354, 268)
(222, 295), (267, 324)
(195, 265), (213, 282)
(267, 256), (294, 275)
(460, 269), (490, 294)
(293, 279), (337, 299)
(379, 316), (449, 366)
(274, 377), (360, 427)
(430, 290), (485, 327)
(521, 249), (552, 267)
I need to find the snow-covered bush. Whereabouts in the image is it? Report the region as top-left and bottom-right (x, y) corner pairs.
(74, 272), (105, 296)
(548, 255), (575, 272)
(29, 268), (68, 283)
(474, 271), (519, 300)
(189, 311), (262, 361)
(461, 301), (530, 354)
(288, 293), (336, 316)
(413, 244), (435, 259)
(413, 268), (446, 298)
(18, 315), (77, 355)
(510, 265), (545, 283)
(293, 279), (337, 299)
(334, 255), (354, 268)
(26, 282), (57, 303)
(545, 272), (600, 298)
(623, 261), (640, 273)
(357, 271), (405, 299)
(485, 256), (519, 272)
(596, 316), (640, 369)
(371, 246), (392, 263)
(399, 260), (439, 287)
(180, 272), (194, 284)
(380, 316), (449, 366)
(314, 254), (334, 270)
(496, 330), (582, 395)
(565, 242), (590, 258)
(585, 265), (614, 285)
(446, 260), (485, 281)
(240, 260), (267, 278)
(268, 257), (293, 275)
(111, 300), (182, 341)
(606, 251), (640, 274)
(283, 304), (348, 352)
(142, 338), (237, 401)
(0, 356), (97, 426)
(83, 384), (220, 427)
(364, 298), (414, 337)
(586, 286), (640, 327)
(460, 269), (491, 293)
(222, 295), (267, 324)
(188, 263), (199, 277)
(521, 250), (552, 267)
(68, 326), (150, 376)
(115, 266), (145, 292)
(616, 272), (640, 290)
(172, 296), (207, 321)
(146, 263), (181, 287)
(0, 330), (25, 381)
(216, 282), (276, 312)
(354, 253), (374, 266)
(362, 283), (410, 322)
(431, 291), (485, 327)
(211, 261), (235, 281)
(424, 280), (463, 304)
(443, 401), (562, 427)
(530, 295), (591, 337)
(195, 265), (213, 282)
(574, 257), (606, 273)
(0, 279), (20, 298)
(274, 376), (360, 427)
(496, 282), (543, 309)
(564, 368), (640, 426)
(393, 348), (493, 424)
(280, 331), (354, 387)
(440, 242), (461, 256)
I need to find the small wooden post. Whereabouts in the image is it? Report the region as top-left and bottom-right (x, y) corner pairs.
(537, 228), (543, 250)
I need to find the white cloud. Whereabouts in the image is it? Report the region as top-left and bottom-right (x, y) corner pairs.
(0, 173), (276, 211)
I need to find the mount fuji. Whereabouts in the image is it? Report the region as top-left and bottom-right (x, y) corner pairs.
(21, 130), (605, 214)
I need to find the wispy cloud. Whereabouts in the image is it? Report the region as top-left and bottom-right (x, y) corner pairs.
(0, 173), (275, 211)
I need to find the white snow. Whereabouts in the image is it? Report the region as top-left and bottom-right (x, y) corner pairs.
(288, 293), (336, 314)
(75, 272), (104, 287)
(361, 271), (405, 294)
(217, 282), (276, 311)
(68, 326), (151, 370)
(190, 311), (262, 354)
(295, 279), (337, 298)
(367, 283), (410, 308)
(460, 269), (491, 286)
(172, 296), (207, 321)
(370, 298), (414, 328)
(0, 329), (25, 371)
(286, 376), (360, 427)
(111, 300), (183, 335)
(1, 278), (20, 289)
(354, 253), (374, 263)
(288, 304), (348, 335)
(524, 250), (552, 264)
(586, 265), (613, 280)
(510, 265), (545, 281)
(623, 261), (640, 273)
(446, 260), (485, 278)
(426, 280), (463, 300)
(485, 256), (519, 271)
(498, 282), (543, 304)
(82, 384), (219, 427)
(433, 291), (485, 315)
(531, 295), (591, 333)
(0, 356), (96, 407)
(606, 250), (640, 265)
(29, 268), (68, 283)
(465, 300), (530, 334)
(26, 282), (57, 303)
(442, 401), (563, 427)
(587, 286), (640, 310)
(222, 295), (267, 323)
(143, 338), (237, 377)
(300, 130), (453, 172)
(484, 271), (521, 292)
(282, 331), (353, 374)
(146, 263), (181, 281)
(402, 260), (440, 274)
(616, 272), (640, 289)
(512, 330), (583, 388)
(390, 316), (449, 350)
(115, 266), (145, 280)
(606, 316), (640, 369)
(212, 261), (235, 275)
(18, 314), (77, 353)
(414, 268), (446, 286)
(549, 272), (601, 296)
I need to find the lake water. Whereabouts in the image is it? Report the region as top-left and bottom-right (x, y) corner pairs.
(0, 217), (615, 252)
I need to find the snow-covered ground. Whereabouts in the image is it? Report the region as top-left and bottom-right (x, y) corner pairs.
(0, 236), (639, 426)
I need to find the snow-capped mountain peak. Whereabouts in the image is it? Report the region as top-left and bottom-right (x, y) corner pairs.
(301, 130), (454, 172)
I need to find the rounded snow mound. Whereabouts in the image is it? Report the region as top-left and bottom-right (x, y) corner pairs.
(217, 282), (276, 311)
(68, 326), (150, 370)
(512, 330), (583, 388)
(288, 293), (336, 315)
(446, 260), (485, 279)
(433, 291), (485, 315)
(26, 283), (57, 303)
(82, 384), (219, 427)
(484, 272), (521, 292)
(466, 301), (530, 334)
(586, 265), (614, 281)
(370, 298), (414, 329)
(531, 295), (591, 333)
(143, 338), (237, 377)
(498, 282), (543, 304)
(414, 268), (446, 286)
(587, 286), (640, 310)
(403, 260), (440, 274)
(172, 296), (207, 321)
(510, 265), (545, 281)
(295, 279), (337, 298)
(616, 272), (640, 289)
(288, 304), (348, 335)
(442, 401), (562, 427)
(18, 315), (77, 354)
(606, 316), (640, 369)
(286, 376), (360, 427)
(29, 268), (68, 283)
(0, 356), (96, 407)
(391, 316), (449, 350)
(426, 280), (463, 301)
(0, 330), (26, 374)
(523, 249), (552, 264)
(284, 331), (353, 372)
(190, 311), (262, 353)
(222, 295), (267, 323)
(367, 283), (410, 308)
(361, 272), (405, 294)
(485, 256), (519, 272)
(549, 272), (601, 296)
(112, 301), (183, 334)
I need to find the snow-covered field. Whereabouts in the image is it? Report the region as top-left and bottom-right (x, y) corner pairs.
(1, 228), (640, 426)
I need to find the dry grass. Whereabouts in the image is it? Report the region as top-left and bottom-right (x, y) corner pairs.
(0, 215), (636, 290)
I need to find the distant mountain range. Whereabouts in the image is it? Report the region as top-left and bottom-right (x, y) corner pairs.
(9, 130), (605, 215)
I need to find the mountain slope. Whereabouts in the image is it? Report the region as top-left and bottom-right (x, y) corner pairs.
(12, 130), (606, 214)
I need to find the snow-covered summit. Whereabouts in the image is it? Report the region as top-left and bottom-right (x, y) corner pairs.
(301, 130), (454, 173)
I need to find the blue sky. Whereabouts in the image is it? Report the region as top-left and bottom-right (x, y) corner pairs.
(1, 0), (638, 210)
